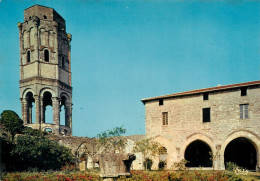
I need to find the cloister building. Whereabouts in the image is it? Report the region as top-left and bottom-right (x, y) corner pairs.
(142, 80), (260, 170)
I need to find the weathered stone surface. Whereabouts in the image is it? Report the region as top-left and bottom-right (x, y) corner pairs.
(18, 5), (72, 136)
(142, 81), (260, 170)
(94, 153), (136, 178)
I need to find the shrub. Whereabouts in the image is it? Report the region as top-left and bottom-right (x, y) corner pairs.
(143, 158), (153, 171)
(226, 161), (239, 171)
(158, 161), (166, 171)
(171, 159), (188, 170)
(10, 134), (73, 171)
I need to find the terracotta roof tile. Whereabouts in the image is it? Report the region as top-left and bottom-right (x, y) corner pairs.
(142, 80), (260, 103)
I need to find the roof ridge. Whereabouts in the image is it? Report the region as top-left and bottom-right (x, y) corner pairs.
(142, 80), (260, 102)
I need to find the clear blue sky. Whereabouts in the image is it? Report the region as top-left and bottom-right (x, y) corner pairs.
(0, 0), (259, 137)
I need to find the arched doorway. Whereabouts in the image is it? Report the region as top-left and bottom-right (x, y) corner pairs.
(159, 147), (167, 170)
(185, 140), (212, 167)
(224, 137), (257, 170)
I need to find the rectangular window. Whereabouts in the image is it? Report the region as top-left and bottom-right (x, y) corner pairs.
(240, 104), (249, 119)
(203, 108), (211, 122)
(162, 112), (168, 125)
(159, 99), (164, 106)
(241, 88), (247, 96)
(203, 93), (209, 100)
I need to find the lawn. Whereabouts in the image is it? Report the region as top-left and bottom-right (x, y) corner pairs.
(1, 170), (259, 181)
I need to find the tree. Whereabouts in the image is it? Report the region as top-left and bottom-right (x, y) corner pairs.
(0, 110), (24, 139)
(10, 133), (73, 171)
(133, 138), (161, 170)
(96, 126), (127, 154)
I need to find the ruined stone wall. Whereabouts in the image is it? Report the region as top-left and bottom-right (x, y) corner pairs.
(48, 134), (147, 170)
(145, 86), (260, 170)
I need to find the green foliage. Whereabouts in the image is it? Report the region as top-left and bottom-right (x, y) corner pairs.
(96, 126), (126, 154)
(22, 126), (48, 136)
(226, 161), (240, 171)
(0, 110), (24, 138)
(10, 134), (73, 171)
(171, 159), (189, 171)
(133, 138), (161, 170)
(158, 161), (166, 171)
(143, 158), (153, 171)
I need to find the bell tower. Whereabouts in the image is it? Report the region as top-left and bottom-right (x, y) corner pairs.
(18, 5), (72, 136)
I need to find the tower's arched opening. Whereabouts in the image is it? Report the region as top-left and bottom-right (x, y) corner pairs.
(185, 140), (212, 167)
(224, 137), (257, 170)
(43, 91), (53, 124)
(27, 50), (31, 63)
(60, 96), (67, 126)
(26, 92), (35, 124)
(44, 49), (49, 62)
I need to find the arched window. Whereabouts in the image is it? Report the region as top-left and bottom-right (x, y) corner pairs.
(43, 15), (47, 19)
(27, 50), (31, 63)
(44, 128), (52, 133)
(159, 147), (167, 161)
(44, 49), (49, 62)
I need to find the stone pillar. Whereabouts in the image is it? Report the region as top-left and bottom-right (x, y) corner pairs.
(21, 98), (27, 124)
(28, 105), (32, 124)
(219, 153), (225, 170)
(34, 95), (40, 129)
(65, 102), (70, 127)
(40, 98), (45, 124)
(69, 102), (72, 135)
(24, 100), (28, 124)
(52, 97), (60, 130)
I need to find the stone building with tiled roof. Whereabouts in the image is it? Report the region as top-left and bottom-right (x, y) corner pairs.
(142, 80), (260, 171)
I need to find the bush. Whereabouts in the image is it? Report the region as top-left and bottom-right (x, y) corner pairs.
(9, 134), (73, 171)
(171, 159), (188, 170)
(158, 161), (166, 171)
(226, 161), (239, 171)
(143, 158), (153, 170)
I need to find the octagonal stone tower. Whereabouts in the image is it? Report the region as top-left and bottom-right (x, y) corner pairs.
(18, 5), (72, 136)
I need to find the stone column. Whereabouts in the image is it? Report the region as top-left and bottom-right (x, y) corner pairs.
(21, 98), (27, 124)
(40, 98), (45, 124)
(69, 102), (72, 135)
(28, 104), (32, 124)
(34, 95), (40, 130)
(52, 97), (60, 126)
(219, 153), (225, 170)
(65, 102), (70, 127)
(24, 100), (28, 124)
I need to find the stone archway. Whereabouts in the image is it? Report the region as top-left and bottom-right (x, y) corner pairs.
(185, 140), (212, 167)
(153, 136), (177, 169)
(220, 130), (260, 170)
(224, 137), (257, 170)
(180, 133), (215, 169)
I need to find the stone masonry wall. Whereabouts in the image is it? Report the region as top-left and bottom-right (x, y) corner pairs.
(145, 86), (260, 170)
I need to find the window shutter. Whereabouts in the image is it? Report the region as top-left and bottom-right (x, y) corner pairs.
(245, 104), (248, 119)
(240, 105), (243, 119)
